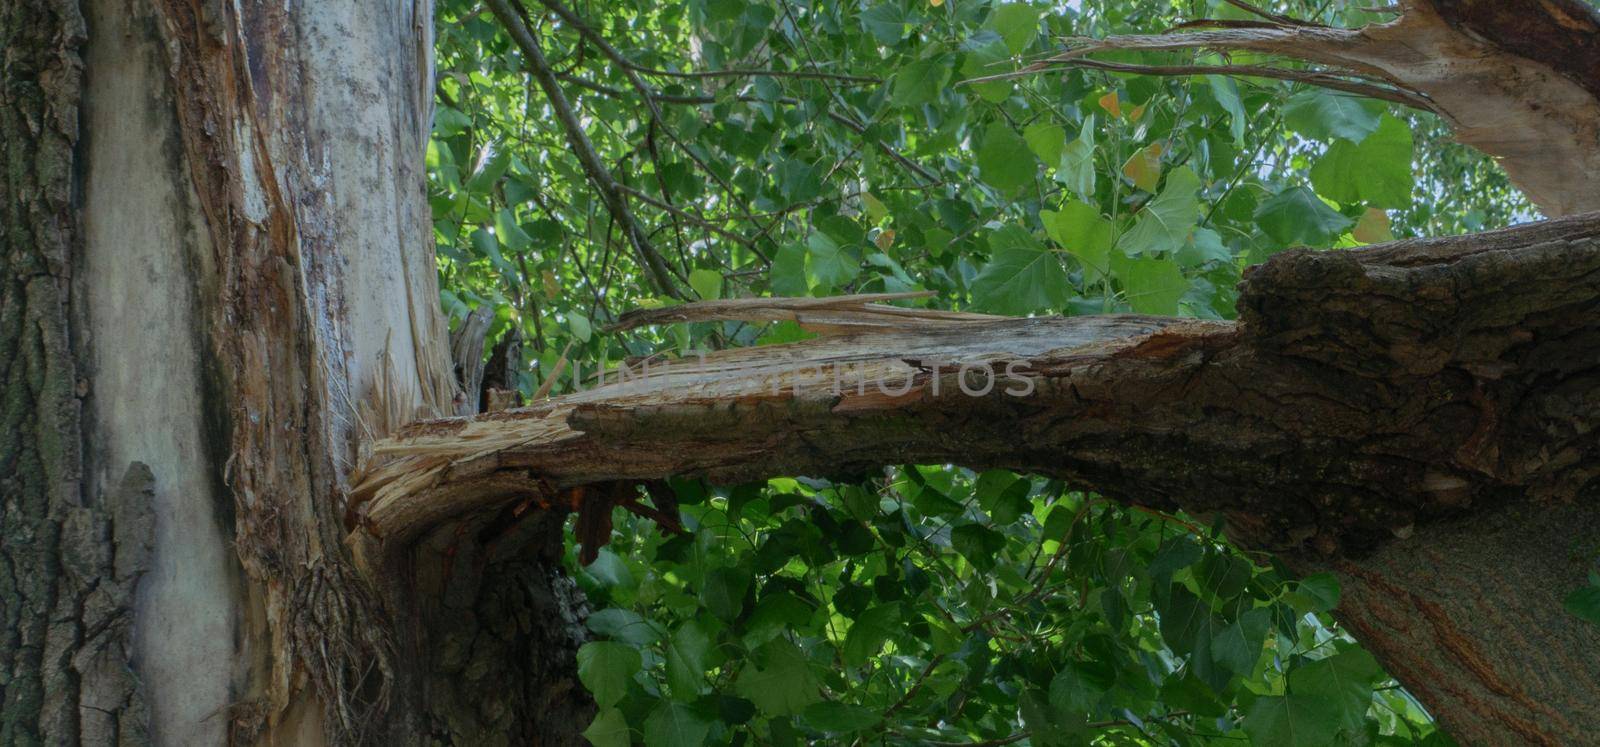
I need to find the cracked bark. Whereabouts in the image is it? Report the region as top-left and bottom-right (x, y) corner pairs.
(1, 2), (154, 744)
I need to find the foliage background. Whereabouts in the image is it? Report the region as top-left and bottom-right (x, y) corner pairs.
(427, 0), (1529, 743)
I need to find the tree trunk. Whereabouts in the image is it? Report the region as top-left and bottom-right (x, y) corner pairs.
(5, 0), (591, 744)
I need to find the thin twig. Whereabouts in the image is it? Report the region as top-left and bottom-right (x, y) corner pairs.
(631, 66), (881, 84)
(965, 56), (1432, 111)
(554, 72), (941, 184)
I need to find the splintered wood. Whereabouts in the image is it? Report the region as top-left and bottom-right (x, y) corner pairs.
(345, 292), (1193, 568)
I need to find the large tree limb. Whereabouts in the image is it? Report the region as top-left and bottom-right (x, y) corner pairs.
(348, 213), (1600, 743)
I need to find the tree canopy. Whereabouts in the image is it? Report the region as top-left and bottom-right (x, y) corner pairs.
(423, 0), (1556, 743)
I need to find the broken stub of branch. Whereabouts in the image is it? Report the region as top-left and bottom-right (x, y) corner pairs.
(977, 0), (1600, 217)
(347, 213), (1600, 578)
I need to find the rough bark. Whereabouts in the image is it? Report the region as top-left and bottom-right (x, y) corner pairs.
(355, 214), (1600, 744)
(2, 0), (592, 743)
(1, 2), (154, 744)
(409, 509), (593, 745)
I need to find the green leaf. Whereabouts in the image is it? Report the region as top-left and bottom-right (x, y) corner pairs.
(704, 566), (751, 621)
(467, 145), (513, 191)
(951, 524), (1006, 570)
(1309, 115), (1414, 208)
(989, 481), (1032, 524)
(470, 227), (514, 275)
(735, 639), (822, 715)
(1288, 572), (1342, 614)
(1289, 646), (1382, 738)
(961, 41), (1013, 103)
(1283, 89), (1381, 141)
(970, 225), (1071, 314)
(1565, 583), (1600, 626)
(1177, 227), (1232, 267)
(860, 4), (906, 45)
(1206, 75), (1247, 146)
(977, 125), (1037, 195)
(843, 603), (902, 665)
(804, 232), (860, 291)
(771, 241), (809, 296)
(1211, 607), (1271, 676)
(804, 701), (880, 732)
(989, 4), (1040, 55)
(776, 158), (822, 202)
(576, 641), (641, 708)
(1042, 202), (1113, 282)
(1254, 187), (1354, 247)
(1114, 255), (1188, 315)
(568, 314), (593, 343)
(1243, 694), (1343, 747)
(495, 209), (532, 251)
(1049, 660), (1114, 717)
(1118, 166), (1201, 257)
(433, 106), (472, 137)
(1024, 122), (1066, 167)
(1056, 116), (1097, 200)
(689, 268), (723, 300)
(587, 608), (664, 646)
(584, 547), (630, 587)
(583, 708), (632, 747)
(664, 620), (713, 699)
(744, 591), (817, 647)
(643, 700), (714, 747)
(892, 55), (953, 108)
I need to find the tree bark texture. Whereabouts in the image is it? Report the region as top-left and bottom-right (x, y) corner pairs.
(1, 2), (155, 745)
(357, 215), (1600, 745)
(9, 0), (595, 743)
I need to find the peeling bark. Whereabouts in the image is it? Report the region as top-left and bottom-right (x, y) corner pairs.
(55, 0), (588, 742)
(354, 214), (1600, 744)
(1, 2), (153, 743)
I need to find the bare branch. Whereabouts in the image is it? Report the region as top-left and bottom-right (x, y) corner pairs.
(630, 67), (881, 84)
(1018, 57), (1434, 111)
(606, 291), (1005, 333)
(553, 73), (941, 185)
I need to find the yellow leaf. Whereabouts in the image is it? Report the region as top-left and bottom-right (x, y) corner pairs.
(1097, 91), (1121, 118)
(1127, 103), (1146, 121)
(1121, 142), (1164, 193)
(542, 270), (561, 300)
(875, 229), (897, 250)
(930, 0), (943, 6)
(1352, 208), (1393, 244)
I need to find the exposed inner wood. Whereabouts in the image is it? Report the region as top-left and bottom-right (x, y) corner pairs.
(351, 213), (1600, 556)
